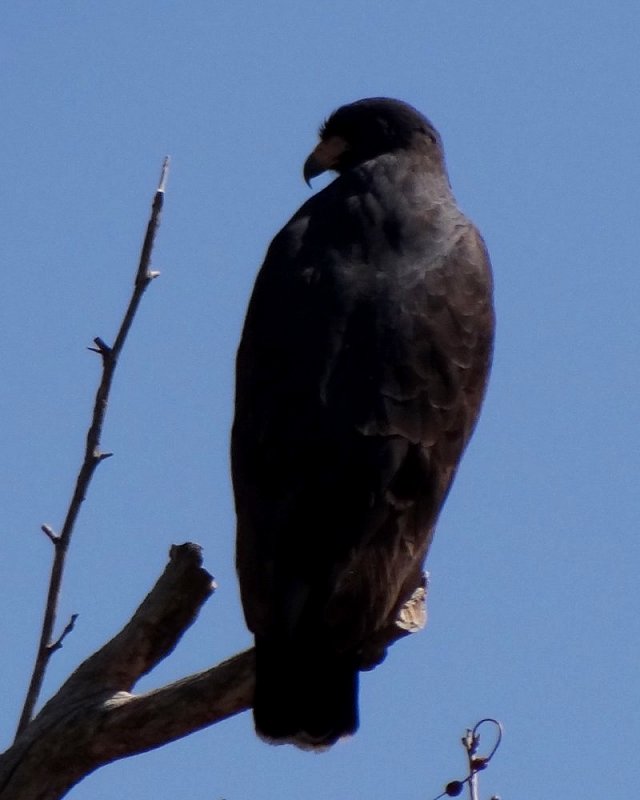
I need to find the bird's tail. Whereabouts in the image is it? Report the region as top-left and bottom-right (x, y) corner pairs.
(253, 636), (359, 750)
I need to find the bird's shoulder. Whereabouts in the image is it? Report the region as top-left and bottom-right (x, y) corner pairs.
(258, 161), (471, 292)
(239, 152), (493, 369)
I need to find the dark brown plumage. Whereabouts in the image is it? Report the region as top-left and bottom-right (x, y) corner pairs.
(232, 98), (494, 749)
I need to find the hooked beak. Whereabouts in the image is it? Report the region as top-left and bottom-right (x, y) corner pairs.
(303, 135), (349, 186)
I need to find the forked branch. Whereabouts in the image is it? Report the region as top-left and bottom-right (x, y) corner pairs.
(0, 544), (254, 800)
(0, 542), (426, 800)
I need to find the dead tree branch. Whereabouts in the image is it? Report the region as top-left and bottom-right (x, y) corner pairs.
(16, 158), (169, 738)
(0, 539), (426, 800)
(0, 543), (255, 800)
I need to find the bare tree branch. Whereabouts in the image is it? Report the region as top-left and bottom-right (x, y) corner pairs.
(0, 540), (427, 800)
(0, 543), (254, 800)
(49, 542), (216, 699)
(16, 158), (170, 738)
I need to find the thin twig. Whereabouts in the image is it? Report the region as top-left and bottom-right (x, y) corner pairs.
(432, 719), (503, 800)
(47, 614), (79, 655)
(464, 718), (503, 800)
(463, 728), (480, 800)
(15, 158), (170, 739)
(40, 525), (59, 545)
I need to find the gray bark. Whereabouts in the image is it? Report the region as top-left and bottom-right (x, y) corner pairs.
(0, 544), (254, 800)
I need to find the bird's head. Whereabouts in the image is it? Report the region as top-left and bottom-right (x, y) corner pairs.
(303, 97), (444, 185)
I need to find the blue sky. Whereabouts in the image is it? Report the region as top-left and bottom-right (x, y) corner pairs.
(1, 2), (639, 798)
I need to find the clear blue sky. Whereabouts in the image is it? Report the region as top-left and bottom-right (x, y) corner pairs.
(1, 2), (639, 798)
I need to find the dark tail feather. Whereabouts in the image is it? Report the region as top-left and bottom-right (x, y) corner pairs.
(253, 636), (359, 750)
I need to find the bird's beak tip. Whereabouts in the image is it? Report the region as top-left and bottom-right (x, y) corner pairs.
(302, 136), (347, 188)
(303, 155), (322, 188)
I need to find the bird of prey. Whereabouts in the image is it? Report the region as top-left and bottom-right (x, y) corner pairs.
(232, 97), (494, 749)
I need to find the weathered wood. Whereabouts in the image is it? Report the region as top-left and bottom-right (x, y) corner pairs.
(0, 541), (426, 799)
(0, 544), (254, 800)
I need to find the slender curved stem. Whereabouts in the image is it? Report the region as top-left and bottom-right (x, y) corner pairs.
(14, 158), (169, 739)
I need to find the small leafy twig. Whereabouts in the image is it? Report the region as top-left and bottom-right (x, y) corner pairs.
(432, 718), (503, 800)
(15, 157), (170, 739)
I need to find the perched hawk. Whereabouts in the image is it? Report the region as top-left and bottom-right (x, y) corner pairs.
(232, 98), (494, 749)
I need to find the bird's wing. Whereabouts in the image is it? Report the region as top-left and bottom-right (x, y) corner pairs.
(233, 165), (493, 647)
